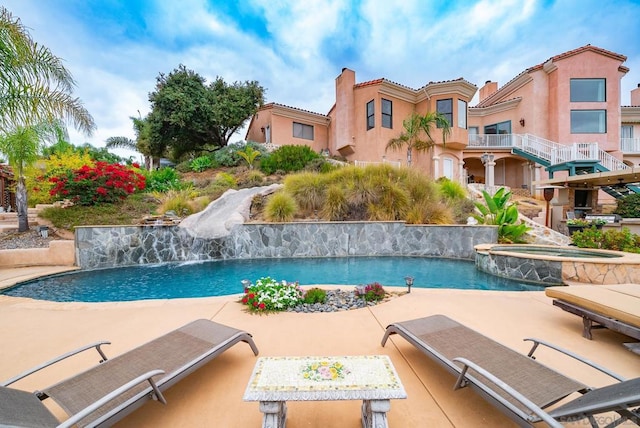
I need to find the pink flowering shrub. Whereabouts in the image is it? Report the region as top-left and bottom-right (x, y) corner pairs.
(355, 282), (386, 301)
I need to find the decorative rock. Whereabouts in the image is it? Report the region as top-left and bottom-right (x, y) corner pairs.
(287, 289), (394, 313)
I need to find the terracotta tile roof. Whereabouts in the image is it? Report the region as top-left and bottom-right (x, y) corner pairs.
(354, 78), (384, 88)
(418, 77), (476, 90)
(260, 102), (328, 117)
(469, 97), (521, 109)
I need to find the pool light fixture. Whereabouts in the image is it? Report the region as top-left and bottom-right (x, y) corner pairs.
(241, 279), (251, 290)
(355, 284), (366, 302)
(404, 276), (414, 293)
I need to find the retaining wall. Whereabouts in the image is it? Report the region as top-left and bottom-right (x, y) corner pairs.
(75, 222), (498, 270)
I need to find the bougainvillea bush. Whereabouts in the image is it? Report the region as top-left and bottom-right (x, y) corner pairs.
(49, 162), (146, 206)
(240, 277), (303, 312)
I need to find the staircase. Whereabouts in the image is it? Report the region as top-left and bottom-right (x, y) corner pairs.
(471, 133), (639, 197)
(0, 208), (40, 233)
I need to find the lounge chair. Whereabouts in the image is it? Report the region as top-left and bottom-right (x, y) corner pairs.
(0, 319), (259, 427)
(545, 284), (640, 354)
(381, 314), (640, 428)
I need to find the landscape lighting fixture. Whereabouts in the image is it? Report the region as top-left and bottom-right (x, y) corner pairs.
(404, 276), (414, 293)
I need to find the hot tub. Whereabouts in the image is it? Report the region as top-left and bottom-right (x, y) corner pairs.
(475, 244), (640, 285)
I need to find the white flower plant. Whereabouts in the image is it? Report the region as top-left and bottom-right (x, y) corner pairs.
(240, 276), (304, 312)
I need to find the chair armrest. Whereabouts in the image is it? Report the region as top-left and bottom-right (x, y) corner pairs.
(524, 338), (625, 382)
(57, 369), (166, 428)
(1, 341), (111, 387)
(452, 357), (564, 428)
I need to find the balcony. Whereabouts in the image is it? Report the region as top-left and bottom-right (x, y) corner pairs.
(621, 138), (640, 153)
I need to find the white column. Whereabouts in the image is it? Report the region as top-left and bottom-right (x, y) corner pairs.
(487, 159), (496, 188)
(432, 156), (440, 179)
(459, 160), (466, 185)
(533, 165), (542, 196)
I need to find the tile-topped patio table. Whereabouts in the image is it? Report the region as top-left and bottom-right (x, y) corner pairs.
(243, 355), (407, 428)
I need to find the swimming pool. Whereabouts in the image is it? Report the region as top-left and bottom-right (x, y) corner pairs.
(3, 257), (545, 302)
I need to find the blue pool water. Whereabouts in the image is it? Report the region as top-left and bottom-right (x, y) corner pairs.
(3, 257), (545, 302)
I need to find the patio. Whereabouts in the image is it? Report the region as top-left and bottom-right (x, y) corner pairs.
(0, 274), (638, 427)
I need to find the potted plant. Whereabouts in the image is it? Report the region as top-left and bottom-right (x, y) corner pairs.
(567, 218), (605, 235)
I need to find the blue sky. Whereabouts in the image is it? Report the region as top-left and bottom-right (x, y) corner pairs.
(4, 0), (640, 160)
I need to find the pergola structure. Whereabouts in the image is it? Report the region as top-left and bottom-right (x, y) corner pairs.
(0, 165), (15, 211)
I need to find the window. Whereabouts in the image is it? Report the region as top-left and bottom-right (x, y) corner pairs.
(442, 158), (454, 180)
(381, 98), (392, 128)
(468, 126), (479, 135)
(366, 100), (375, 130)
(570, 78), (605, 102)
(622, 125), (633, 138)
(436, 99), (452, 127)
(293, 122), (314, 140)
(484, 121), (511, 134)
(457, 99), (467, 128)
(570, 110), (606, 133)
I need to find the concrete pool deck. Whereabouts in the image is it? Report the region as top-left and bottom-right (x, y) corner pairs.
(0, 266), (639, 427)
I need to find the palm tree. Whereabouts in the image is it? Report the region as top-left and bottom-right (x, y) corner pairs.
(0, 7), (96, 231)
(386, 112), (451, 166)
(0, 8), (95, 133)
(106, 115), (160, 169)
(0, 122), (63, 231)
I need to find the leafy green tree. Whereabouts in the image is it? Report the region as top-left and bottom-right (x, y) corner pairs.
(386, 112), (451, 166)
(0, 7), (95, 231)
(147, 65), (264, 160)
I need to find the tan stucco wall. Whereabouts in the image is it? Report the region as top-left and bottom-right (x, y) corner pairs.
(550, 50), (624, 152)
(0, 240), (75, 267)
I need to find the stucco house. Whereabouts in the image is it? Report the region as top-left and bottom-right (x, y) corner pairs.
(246, 45), (640, 212)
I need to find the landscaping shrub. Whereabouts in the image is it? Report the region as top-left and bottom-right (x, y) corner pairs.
(175, 160), (192, 173)
(189, 156), (213, 172)
(614, 193), (640, 218)
(303, 287), (327, 304)
(144, 167), (182, 193)
(244, 170), (265, 186)
(437, 177), (467, 200)
(284, 172), (326, 212)
(264, 192), (297, 222)
(260, 145), (321, 174)
(321, 184), (349, 220)
(355, 282), (386, 302)
(26, 148), (95, 206)
(214, 172), (237, 188)
(240, 277), (303, 312)
(49, 162), (146, 206)
(569, 226), (602, 248)
(214, 141), (268, 167)
(571, 226), (640, 253)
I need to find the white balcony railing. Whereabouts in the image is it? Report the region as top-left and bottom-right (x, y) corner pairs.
(621, 138), (640, 153)
(467, 133), (629, 172)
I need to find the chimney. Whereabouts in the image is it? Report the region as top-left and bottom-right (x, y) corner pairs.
(631, 83), (640, 106)
(479, 80), (498, 102)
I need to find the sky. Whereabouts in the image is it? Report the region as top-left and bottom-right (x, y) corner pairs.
(3, 0), (640, 161)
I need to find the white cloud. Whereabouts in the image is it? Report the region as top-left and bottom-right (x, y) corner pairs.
(2, 0), (640, 156)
